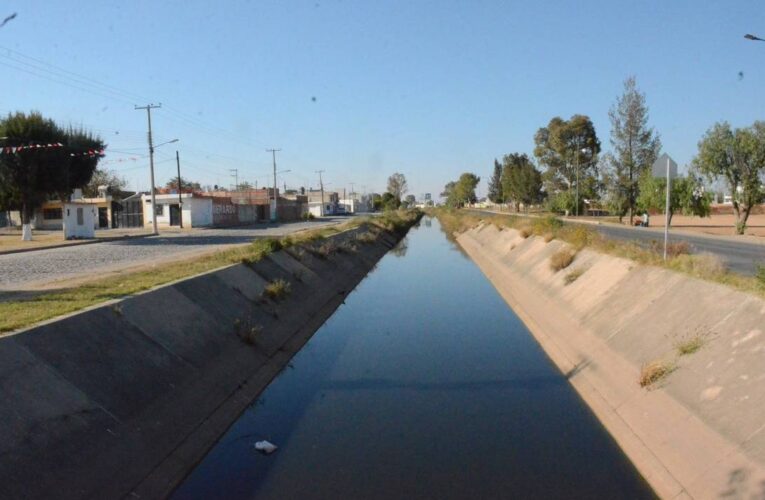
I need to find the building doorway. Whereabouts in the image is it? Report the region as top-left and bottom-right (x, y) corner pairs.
(97, 207), (109, 229)
(169, 204), (181, 226)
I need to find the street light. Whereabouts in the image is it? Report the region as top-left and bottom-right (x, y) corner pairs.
(745, 34), (765, 42)
(148, 138), (179, 235)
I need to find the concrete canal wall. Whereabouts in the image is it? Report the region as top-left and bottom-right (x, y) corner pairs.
(457, 223), (765, 500)
(0, 224), (407, 499)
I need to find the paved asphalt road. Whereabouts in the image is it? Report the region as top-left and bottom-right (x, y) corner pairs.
(468, 210), (765, 276)
(0, 217), (346, 290)
(591, 223), (765, 276)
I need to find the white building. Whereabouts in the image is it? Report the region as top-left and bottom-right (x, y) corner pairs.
(62, 202), (96, 239)
(141, 193), (213, 228)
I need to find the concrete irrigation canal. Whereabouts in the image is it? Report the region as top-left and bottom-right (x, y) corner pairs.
(171, 217), (652, 499)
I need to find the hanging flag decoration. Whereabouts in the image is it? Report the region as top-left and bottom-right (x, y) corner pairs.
(0, 142), (104, 157)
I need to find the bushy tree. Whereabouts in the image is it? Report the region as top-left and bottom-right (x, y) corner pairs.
(534, 114), (600, 214)
(487, 159), (503, 204)
(607, 76), (662, 224)
(381, 192), (400, 210)
(0, 111), (104, 239)
(386, 172), (408, 202)
(441, 173), (480, 207)
(694, 121), (765, 234)
(500, 153), (542, 212)
(636, 172), (711, 226)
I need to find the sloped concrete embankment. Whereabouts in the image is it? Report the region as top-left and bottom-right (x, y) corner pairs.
(0, 225), (405, 500)
(457, 223), (765, 500)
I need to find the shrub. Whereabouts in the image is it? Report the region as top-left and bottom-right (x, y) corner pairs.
(563, 267), (586, 285)
(639, 360), (674, 387)
(355, 231), (377, 244)
(651, 240), (691, 258)
(301, 211), (316, 221)
(543, 232), (554, 243)
(670, 253), (725, 280)
(519, 227), (532, 239)
(263, 279), (291, 301)
(550, 248), (576, 272)
(238, 324), (263, 345)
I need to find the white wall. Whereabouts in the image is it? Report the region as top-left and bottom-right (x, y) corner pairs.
(63, 203), (96, 239)
(190, 198), (212, 227)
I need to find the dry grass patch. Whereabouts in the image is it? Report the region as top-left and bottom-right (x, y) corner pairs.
(563, 267), (586, 285)
(639, 360), (675, 387)
(354, 231), (377, 244)
(543, 232), (555, 243)
(263, 279), (291, 301)
(519, 227), (532, 239)
(550, 247), (576, 272)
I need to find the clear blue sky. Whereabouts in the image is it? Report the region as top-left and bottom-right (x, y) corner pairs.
(2, 0), (765, 199)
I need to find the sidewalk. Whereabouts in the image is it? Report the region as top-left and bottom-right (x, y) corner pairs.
(0, 227), (155, 255)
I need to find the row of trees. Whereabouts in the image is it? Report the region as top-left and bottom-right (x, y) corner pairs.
(483, 77), (765, 232)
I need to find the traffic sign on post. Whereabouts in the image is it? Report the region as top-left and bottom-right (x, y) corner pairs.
(651, 153), (678, 260)
(651, 153), (678, 179)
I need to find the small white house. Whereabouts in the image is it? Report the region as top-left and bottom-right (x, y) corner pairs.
(63, 202), (96, 239)
(141, 193), (213, 228)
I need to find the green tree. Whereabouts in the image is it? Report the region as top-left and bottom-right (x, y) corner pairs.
(487, 159), (503, 204)
(693, 121), (765, 234)
(607, 76), (662, 225)
(534, 114), (600, 214)
(441, 173), (480, 207)
(501, 153), (542, 212)
(403, 194), (416, 207)
(441, 181), (457, 207)
(636, 172), (711, 226)
(601, 153), (630, 221)
(386, 172), (408, 202)
(0, 111), (104, 239)
(381, 192), (400, 210)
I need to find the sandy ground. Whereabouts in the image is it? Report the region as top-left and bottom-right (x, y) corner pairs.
(610, 213), (765, 237)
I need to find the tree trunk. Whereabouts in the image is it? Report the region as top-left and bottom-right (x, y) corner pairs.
(736, 204), (751, 235)
(21, 202), (32, 241)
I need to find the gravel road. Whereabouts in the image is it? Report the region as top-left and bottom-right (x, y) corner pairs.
(0, 218), (345, 289)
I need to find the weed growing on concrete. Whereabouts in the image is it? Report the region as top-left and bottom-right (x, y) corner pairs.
(674, 327), (710, 356)
(550, 248), (576, 272)
(264, 279), (291, 301)
(639, 360), (675, 387)
(309, 240), (338, 259)
(563, 267), (586, 285)
(650, 240), (691, 258)
(240, 325), (263, 345)
(543, 232), (555, 243)
(519, 227), (532, 239)
(355, 231), (377, 244)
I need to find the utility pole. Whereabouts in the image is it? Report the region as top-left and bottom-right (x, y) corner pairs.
(266, 148), (281, 222)
(135, 103), (161, 235)
(350, 182), (355, 199)
(316, 170), (325, 216)
(229, 169), (239, 191)
(176, 150), (183, 228)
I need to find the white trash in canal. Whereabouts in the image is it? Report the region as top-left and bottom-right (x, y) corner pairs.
(254, 440), (278, 454)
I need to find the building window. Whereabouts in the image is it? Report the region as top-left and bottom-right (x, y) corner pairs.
(43, 208), (63, 220)
(76, 208), (84, 225)
(155, 204), (164, 216)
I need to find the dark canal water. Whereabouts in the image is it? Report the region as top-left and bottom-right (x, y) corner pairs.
(172, 217), (654, 499)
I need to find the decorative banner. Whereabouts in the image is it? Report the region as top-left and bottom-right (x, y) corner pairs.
(1, 143), (104, 157)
